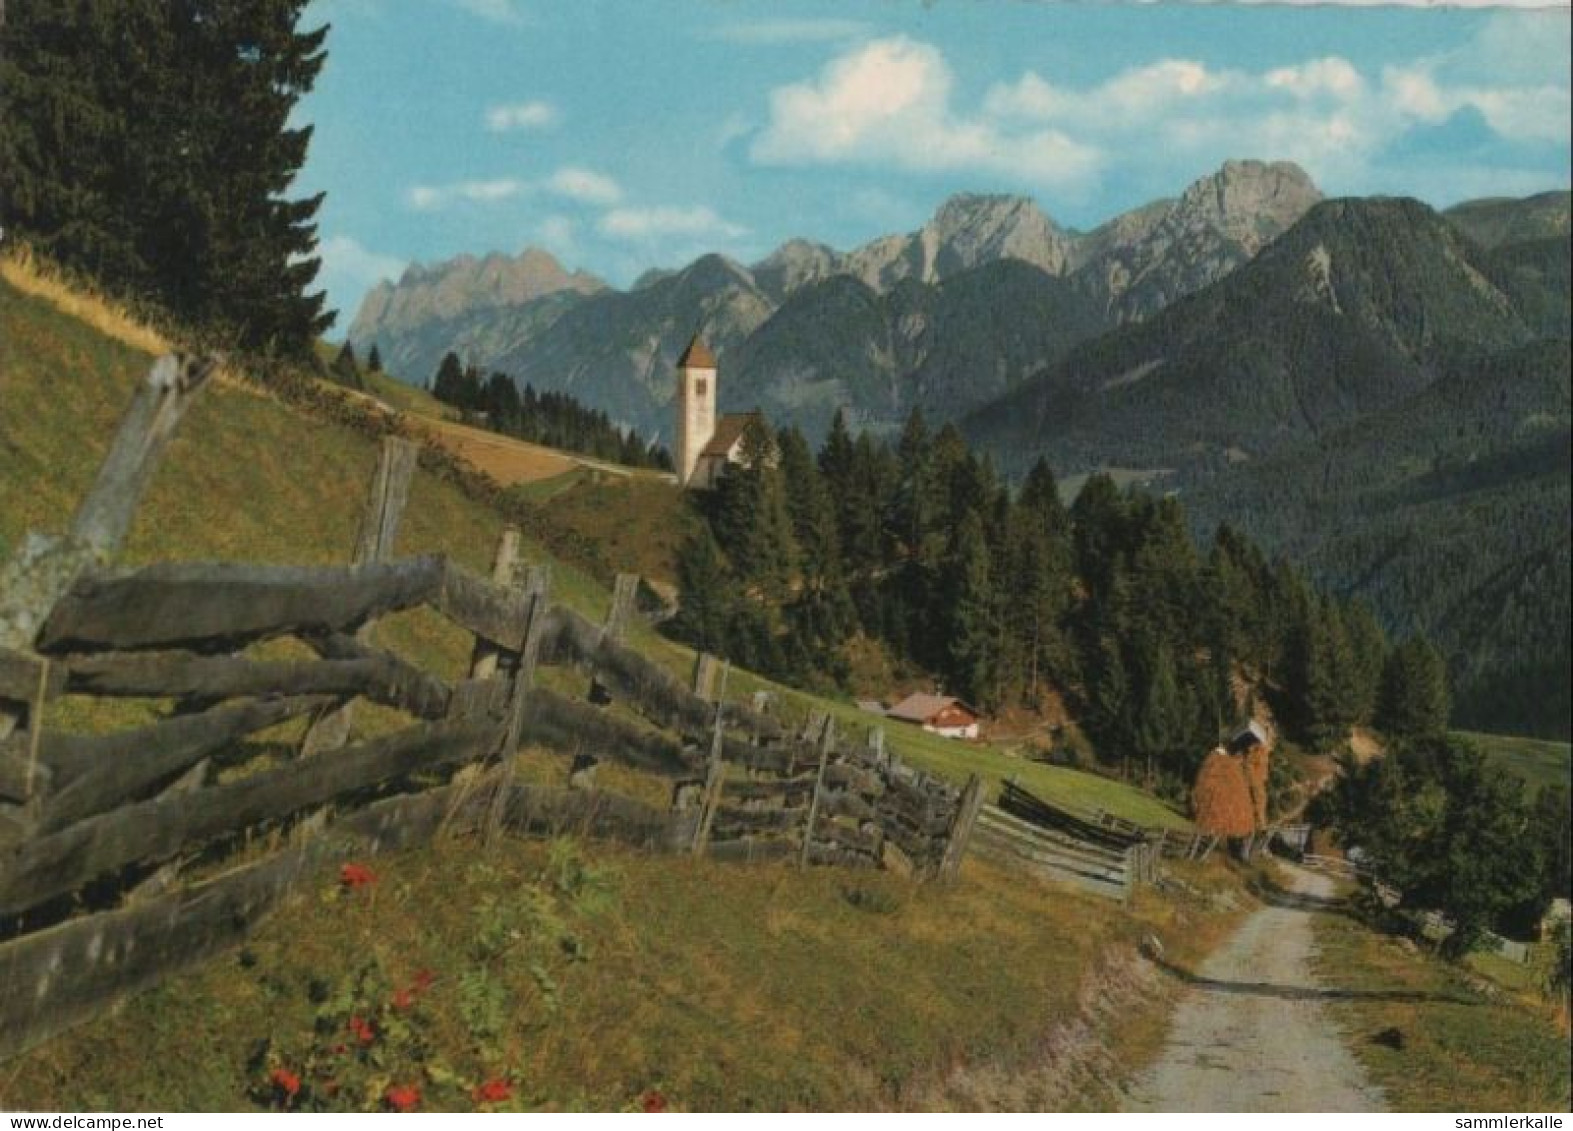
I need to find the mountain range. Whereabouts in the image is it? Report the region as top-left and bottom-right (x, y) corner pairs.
(348, 159), (1323, 441)
(347, 167), (1571, 737)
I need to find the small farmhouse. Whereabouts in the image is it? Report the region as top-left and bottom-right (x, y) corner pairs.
(885, 692), (981, 740)
(675, 334), (758, 490)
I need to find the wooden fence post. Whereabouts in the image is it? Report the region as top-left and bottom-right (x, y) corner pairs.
(469, 526), (522, 680)
(0, 353), (215, 846)
(484, 565), (551, 848)
(690, 662), (731, 855)
(602, 573), (638, 644)
(937, 773), (985, 880)
(301, 437), (419, 757)
(798, 716), (836, 867)
(692, 652), (719, 701)
(0, 353), (217, 669)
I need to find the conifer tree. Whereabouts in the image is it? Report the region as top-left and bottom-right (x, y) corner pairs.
(1343, 602), (1388, 725)
(1070, 474), (1128, 602)
(669, 524), (736, 656)
(1, 1), (332, 355)
(432, 352), (465, 406)
(1134, 643), (1190, 784)
(331, 340), (360, 387)
(366, 343), (383, 372)
(1378, 637), (1451, 738)
(710, 419), (798, 605)
(943, 510), (998, 707)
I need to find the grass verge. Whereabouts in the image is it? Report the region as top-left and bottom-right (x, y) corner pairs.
(1310, 908), (1571, 1111)
(1455, 730), (1572, 795)
(2, 831), (1248, 1112)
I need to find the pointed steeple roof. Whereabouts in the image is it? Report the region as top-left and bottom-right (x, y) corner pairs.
(677, 333), (716, 369)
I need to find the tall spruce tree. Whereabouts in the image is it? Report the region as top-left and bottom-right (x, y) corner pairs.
(1378, 637), (1451, 738)
(330, 340), (361, 387)
(1, 1), (332, 355)
(669, 524), (736, 657)
(943, 509), (998, 707)
(1134, 643), (1191, 785)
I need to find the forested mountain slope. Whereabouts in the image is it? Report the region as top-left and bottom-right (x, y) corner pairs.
(965, 193), (1572, 737)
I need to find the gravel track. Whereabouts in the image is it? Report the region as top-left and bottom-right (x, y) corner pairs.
(1122, 864), (1386, 1112)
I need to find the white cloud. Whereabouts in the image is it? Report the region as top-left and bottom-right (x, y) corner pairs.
(407, 179), (526, 210)
(450, 0), (527, 26)
(1468, 11), (1572, 85)
(974, 33), (1568, 189)
(318, 235), (406, 289)
(751, 37), (1102, 191)
(485, 100), (557, 132)
(1382, 65), (1450, 123)
(598, 205), (747, 241)
(536, 215), (577, 257)
(1264, 57), (1366, 101)
(1452, 84), (1572, 144)
(987, 60), (1233, 130)
(707, 19), (871, 45)
(545, 166), (622, 205)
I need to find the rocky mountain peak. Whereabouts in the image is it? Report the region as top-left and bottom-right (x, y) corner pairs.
(1173, 160), (1323, 254)
(1076, 159), (1324, 321)
(926, 192), (1075, 277)
(348, 246), (604, 350)
(752, 239), (844, 301)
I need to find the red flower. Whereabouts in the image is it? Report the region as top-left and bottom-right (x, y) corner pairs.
(473, 1078), (512, 1104)
(411, 968), (436, 992)
(641, 1090), (668, 1113)
(385, 1084), (421, 1112)
(349, 1015), (377, 1045)
(340, 862), (378, 889)
(391, 986), (414, 1012)
(269, 1067), (301, 1099)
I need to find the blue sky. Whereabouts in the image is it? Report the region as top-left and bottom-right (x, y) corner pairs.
(298, 0), (1572, 330)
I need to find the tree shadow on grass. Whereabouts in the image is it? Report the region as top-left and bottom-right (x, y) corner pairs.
(1144, 954), (1479, 1006)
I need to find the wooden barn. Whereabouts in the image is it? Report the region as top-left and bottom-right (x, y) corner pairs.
(885, 692), (981, 740)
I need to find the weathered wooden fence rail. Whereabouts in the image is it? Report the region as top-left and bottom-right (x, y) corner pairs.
(0, 354), (977, 1061)
(965, 779), (1161, 903)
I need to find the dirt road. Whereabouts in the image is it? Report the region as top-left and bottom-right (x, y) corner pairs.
(1122, 865), (1386, 1112)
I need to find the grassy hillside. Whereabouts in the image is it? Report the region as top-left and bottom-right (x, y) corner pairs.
(0, 253), (1189, 833)
(1457, 731), (1573, 794)
(1313, 903), (1571, 1110)
(1, 259), (1237, 1111)
(5, 837), (1250, 1111)
(6, 252), (1569, 1112)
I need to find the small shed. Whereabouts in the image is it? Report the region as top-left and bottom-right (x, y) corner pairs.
(1228, 719), (1270, 753)
(885, 693), (981, 740)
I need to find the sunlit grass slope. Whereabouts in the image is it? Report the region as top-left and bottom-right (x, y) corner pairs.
(5, 836), (1244, 1111)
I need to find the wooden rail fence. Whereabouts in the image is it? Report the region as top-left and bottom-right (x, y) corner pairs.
(965, 780), (1159, 903)
(0, 354), (979, 1062)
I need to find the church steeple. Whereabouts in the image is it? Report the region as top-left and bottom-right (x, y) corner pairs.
(675, 333), (717, 487)
(676, 334), (716, 370)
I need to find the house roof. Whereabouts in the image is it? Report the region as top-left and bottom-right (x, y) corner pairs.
(886, 692), (977, 725)
(700, 412), (758, 459)
(676, 334), (716, 369)
(1230, 720), (1270, 751)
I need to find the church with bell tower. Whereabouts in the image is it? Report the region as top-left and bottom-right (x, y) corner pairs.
(674, 333), (758, 490)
